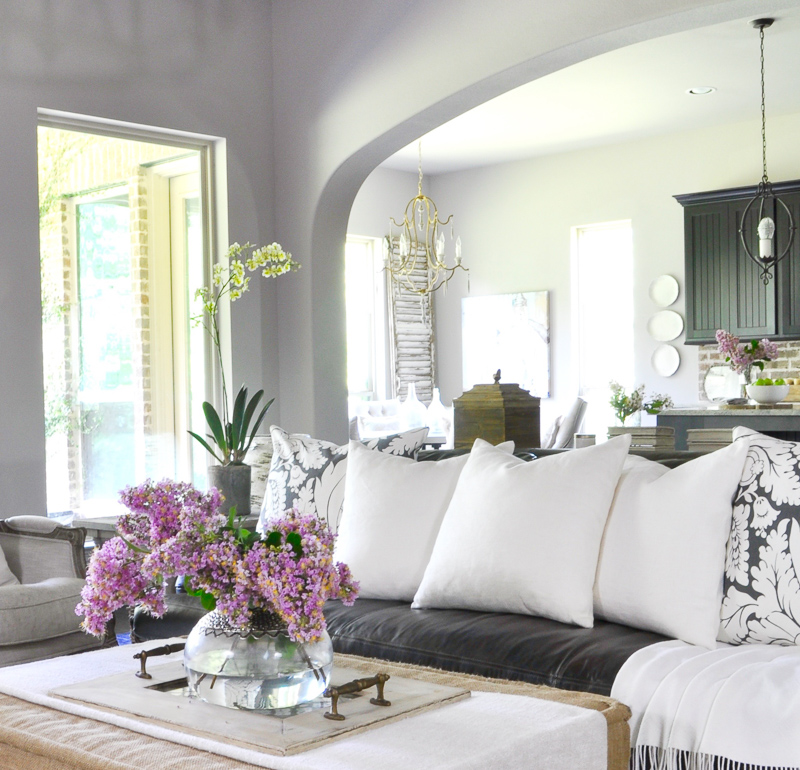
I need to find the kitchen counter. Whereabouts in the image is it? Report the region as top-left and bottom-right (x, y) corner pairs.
(657, 406), (800, 449)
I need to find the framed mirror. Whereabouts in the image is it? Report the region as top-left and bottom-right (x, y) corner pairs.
(703, 365), (741, 402)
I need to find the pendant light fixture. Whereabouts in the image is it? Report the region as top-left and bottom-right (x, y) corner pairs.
(739, 18), (796, 285)
(387, 141), (468, 295)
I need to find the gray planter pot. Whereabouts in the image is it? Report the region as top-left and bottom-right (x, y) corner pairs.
(208, 464), (252, 517)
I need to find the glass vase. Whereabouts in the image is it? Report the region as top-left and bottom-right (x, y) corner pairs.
(183, 609), (333, 712)
(740, 364), (754, 399)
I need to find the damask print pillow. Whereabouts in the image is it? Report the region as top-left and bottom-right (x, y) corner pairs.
(719, 427), (800, 645)
(244, 435), (274, 515)
(257, 424), (429, 533)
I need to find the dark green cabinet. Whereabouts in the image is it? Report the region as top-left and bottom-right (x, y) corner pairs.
(676, 180), (800, 344)
(777, 191), (800, 337)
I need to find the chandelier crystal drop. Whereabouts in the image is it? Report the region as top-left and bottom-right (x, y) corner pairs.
(738, 18), (796, 285)
(387, 141), (468, 295)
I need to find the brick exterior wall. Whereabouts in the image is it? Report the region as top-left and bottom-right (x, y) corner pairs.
(129, 171), (152, 481)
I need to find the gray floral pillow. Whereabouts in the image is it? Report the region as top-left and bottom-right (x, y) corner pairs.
(258, 425), (429, 533)
(244, 435), (274, 515)
(719, 427), (800, 645)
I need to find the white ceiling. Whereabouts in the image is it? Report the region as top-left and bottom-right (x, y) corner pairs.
(381, 8), (800, 175)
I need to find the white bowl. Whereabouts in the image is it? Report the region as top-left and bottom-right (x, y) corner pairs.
(745, 383), (790, 405)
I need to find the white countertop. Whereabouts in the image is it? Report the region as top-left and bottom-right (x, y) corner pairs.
(660, 405), (800, 416)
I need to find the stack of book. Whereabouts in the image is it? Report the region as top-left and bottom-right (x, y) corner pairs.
(686, 428), (734, 453)
(607, 426), (675, 451)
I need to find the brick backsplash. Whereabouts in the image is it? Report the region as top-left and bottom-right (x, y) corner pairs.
(698, 341), (800, 400)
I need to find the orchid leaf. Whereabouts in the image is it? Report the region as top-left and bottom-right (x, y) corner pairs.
(241, 398), (275, 458)
(230, 386), (248, 452)
(187, 431), (224, 464)
(202, 402), (228, 456)
(240, 389), (264, 435)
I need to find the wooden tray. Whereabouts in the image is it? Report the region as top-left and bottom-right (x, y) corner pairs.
(51, 661), (469, 757)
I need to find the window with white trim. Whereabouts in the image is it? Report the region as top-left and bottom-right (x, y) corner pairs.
(345, 235), (388, 417)
(572, 221), (634, 439)
(38, 124), (212, 516)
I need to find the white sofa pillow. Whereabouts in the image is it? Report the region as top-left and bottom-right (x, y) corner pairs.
(594, 440), (749, 648)
(335, 439), (514, 601)
(412, 435), (631, 628)
(259, 425), (428, 533)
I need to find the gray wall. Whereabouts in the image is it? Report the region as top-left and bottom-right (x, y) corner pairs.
(0, 0), (276, 517)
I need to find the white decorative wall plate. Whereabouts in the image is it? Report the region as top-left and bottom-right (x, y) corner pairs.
(647, 310), (684, 341)
(651, 344), (680, 377)
(648, 275), (679, 307)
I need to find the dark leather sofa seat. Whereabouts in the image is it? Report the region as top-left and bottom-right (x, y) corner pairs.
(133, 594), (670, 697)
(324, 599), (670, 696)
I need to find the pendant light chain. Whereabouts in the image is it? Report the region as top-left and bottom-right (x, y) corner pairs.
(760, 24), (769, 184)
(417, 140), (424, 195)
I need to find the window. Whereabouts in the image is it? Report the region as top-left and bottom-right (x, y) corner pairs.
(345, 236), (387, 416)
(572, 221), (634, 438)
(38, 124), (213, 516)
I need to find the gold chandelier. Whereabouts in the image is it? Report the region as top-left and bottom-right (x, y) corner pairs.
(387, 142), (468, 295)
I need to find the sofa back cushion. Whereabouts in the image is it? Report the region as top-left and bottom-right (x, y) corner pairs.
(412, 435), (630, 628)
(335, 439), (513, 601)
(594, 440), (749, 648)
(719, 428), (800, 646)
(259, 425), (428, 533)
(0, 548), (18, 588)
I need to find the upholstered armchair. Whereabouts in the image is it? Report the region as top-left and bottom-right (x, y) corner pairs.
(0, 516), (113, 667)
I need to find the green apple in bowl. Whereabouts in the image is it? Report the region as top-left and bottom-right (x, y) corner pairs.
(746, 381), (790, 404)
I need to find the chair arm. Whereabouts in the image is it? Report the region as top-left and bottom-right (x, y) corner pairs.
(0, 517), (87, 583)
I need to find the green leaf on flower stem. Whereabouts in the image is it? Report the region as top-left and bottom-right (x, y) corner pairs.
(117, 534), (151, 555)
(286, 531), (303, 558)
(235, 527), (258, 548)
(265, 531), (282, 549)
(275, 633), (297, 654)
(184, 585), (217, 612)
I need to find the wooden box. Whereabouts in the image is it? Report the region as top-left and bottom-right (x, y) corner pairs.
(454, 379), (540, 450)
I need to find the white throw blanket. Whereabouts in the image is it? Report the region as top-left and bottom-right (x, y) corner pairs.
(0, 641), (607, 770)
(612, 640), (800, 770)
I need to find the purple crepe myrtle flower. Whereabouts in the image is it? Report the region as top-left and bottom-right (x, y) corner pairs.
(715, 329), (779, 375)
(76, 480), (358, 642)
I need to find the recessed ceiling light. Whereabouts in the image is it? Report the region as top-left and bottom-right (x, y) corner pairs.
(686, 87), (717, 95)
